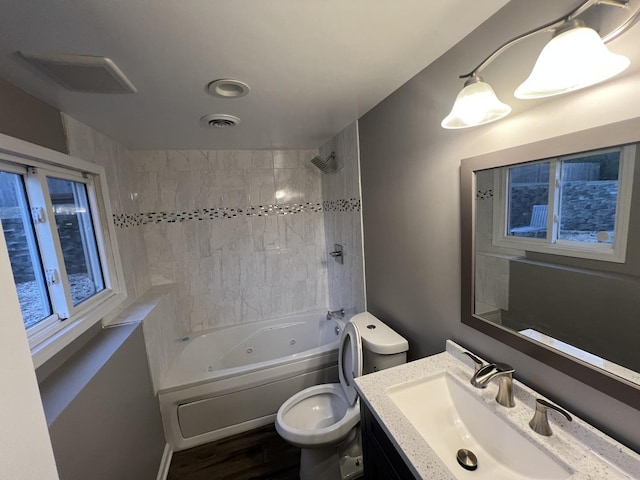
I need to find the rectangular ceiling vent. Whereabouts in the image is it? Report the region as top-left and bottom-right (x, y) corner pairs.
(19, 53), (137, 93)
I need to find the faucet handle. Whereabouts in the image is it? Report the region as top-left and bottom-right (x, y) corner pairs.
(462, 351), (484, 372)
(529, 399), (572, 436)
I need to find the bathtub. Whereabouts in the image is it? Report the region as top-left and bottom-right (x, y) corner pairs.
(158, 311), (342, 451)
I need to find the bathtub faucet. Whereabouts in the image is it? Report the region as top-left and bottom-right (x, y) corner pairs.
(326, 308), (345, 320)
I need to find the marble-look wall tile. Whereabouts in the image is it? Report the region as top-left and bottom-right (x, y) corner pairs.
(273, 150), (300, 169)
(475, 253), (510, 315)
(251, 150), (274, 169)
(62, 114), (151, 310)
(274, 168), (301, 204)
(320, 121), (366, 317)
(131, 148), (328, 331)
(137, 285), (183, 393)
(249, 169), (276, 205)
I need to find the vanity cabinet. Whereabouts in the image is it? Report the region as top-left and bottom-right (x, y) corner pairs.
(361, 403), (416, 479)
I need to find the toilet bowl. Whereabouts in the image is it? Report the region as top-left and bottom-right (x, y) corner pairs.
(276, 383), (359, 448)
(276, 313), (408, 480)
(276, 321), (362, 480)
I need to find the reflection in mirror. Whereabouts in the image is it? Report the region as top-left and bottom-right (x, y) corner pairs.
(473, 143), (640, 387)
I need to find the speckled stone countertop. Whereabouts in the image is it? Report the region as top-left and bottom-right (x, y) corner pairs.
(354, 340), (640, 480)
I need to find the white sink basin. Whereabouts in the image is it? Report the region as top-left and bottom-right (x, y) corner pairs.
(386, 373), (572, 480)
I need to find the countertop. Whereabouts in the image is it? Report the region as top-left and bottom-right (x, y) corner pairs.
(354, 340), (640, 479)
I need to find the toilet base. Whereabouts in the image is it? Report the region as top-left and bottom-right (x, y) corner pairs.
(300, 447), (341, 480)
(338, 428), (363, 479)
(298, 428), (363, 480)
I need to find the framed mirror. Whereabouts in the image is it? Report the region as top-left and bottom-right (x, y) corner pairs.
(461, 118), (640, 410)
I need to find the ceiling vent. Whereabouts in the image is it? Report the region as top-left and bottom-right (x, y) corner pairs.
(18, 53), (137, 93)
(200, 114), (241, 128)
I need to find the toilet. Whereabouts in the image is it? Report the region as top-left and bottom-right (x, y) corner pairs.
(275, 312), (408, 480)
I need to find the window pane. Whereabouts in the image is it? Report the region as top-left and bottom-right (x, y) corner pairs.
(558, 151), (620, 244)
(47, 177), (105, 306)
(0, 171), (52, 327)
(507, 163), (550, 238)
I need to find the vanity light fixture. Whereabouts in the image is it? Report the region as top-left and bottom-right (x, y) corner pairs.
(441, 75), (511, 129)
(442, 0), (640, 130)
(515, 20), (630, 99)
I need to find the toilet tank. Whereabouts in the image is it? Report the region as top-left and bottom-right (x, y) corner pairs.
(350, 312), (409, 374)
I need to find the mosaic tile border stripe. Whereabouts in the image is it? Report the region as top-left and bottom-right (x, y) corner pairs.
(112, 199), (362, 228)
(322, 198), (361, 212)
(477, 189), (493, 200)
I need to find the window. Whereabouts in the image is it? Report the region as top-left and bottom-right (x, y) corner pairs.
(0, 170), (52, 328)
(0, 139), (125, 367)
(493, 144), (636, 262)
(47, 176), (105, 305)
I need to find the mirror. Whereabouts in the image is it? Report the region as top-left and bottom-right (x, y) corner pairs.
(461, 118), (640, 410)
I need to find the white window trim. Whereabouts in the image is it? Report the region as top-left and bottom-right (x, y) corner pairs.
(0, 132), (127, 368)
(492, 144), (636, 263)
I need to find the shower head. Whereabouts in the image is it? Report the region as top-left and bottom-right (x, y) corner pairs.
(310, 152), (343, 174)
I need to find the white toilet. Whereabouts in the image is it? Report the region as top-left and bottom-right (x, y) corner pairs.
(276, 312), (408, 480)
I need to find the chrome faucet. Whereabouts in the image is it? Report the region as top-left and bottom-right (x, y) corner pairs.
(529, 399), (572, 436)
(326, 308), (345, 320)
(469, 361), (516, 408)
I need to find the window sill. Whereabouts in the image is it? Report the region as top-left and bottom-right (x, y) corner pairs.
(492, 236), (626, 263)
(31, 291), (127, 369)
(102, 284), (175, 328)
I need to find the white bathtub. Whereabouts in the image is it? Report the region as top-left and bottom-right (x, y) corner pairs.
(159, 311), (342, 450)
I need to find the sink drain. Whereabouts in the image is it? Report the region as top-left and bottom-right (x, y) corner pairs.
(456, 449), (478, 471)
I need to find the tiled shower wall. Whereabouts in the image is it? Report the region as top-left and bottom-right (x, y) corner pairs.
(64, 116), (365, 334)
(319, 121), (366, 317)
(129, 149), (329, 332)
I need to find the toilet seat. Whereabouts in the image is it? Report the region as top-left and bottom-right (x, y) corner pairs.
(275, 321), (363, 448)
(338, 321), (362, 406)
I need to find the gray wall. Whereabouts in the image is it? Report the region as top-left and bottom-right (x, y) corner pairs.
(0, 77), (67, 153)
(358, 0), (640, 452)
(39, 323), (165, 480)
(505, 259), (640, 372)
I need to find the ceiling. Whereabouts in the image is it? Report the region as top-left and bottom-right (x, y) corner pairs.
(0, 0), (509, 150)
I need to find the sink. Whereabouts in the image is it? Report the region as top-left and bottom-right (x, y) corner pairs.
(386, 373), (572, 480)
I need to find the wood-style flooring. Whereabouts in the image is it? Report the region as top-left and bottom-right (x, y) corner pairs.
(167, 424), (300, 480)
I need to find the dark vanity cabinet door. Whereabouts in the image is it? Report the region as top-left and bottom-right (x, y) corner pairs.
(361, 403), (416, 479)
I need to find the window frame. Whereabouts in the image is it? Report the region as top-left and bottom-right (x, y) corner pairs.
(0, 133), (126, 368)
(491, 144), (636, 263)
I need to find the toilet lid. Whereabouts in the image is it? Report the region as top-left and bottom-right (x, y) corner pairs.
(339, 321), (362, 406)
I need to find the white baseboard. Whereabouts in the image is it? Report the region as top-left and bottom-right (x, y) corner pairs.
(156, 443), (173, 480)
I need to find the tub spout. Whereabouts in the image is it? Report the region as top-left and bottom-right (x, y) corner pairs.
(326, 308), (345, 320)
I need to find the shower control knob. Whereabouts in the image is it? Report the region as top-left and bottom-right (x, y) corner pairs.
(329, 244), (344, 264)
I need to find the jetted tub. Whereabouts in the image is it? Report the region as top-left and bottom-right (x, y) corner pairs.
(158, 311), (342, 450)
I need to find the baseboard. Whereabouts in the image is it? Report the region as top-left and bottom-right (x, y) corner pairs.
(156, 443), (173, 480)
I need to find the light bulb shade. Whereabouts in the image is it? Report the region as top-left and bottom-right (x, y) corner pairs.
(441, 80), (511, 129)
(515, 26), (630, 99)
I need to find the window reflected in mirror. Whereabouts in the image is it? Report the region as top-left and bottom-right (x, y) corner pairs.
(473, 143), (640, 386)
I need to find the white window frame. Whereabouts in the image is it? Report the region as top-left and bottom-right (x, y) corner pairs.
(0, 133), (126, 368)
(492, 144), (636, 263)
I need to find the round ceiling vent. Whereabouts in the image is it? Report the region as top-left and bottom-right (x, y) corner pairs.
(206, 78), (250, 98)
(200, 114), (241, 129)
